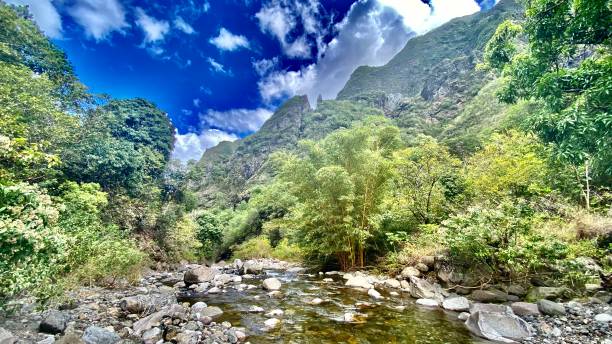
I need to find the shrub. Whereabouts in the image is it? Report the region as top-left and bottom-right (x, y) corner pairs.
(195, 212), (223, 258)
(0, 183), (67, 301)
(232, 236), (273, 259)
(164, 214), (201, 262)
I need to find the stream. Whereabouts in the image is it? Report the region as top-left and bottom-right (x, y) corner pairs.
(181, 269), (485, 343)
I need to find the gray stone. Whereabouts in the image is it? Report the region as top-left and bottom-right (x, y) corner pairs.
(198, 306), (223, 319)
(384, 279), (401, 289)
(470, 289), (508, 303)
(409, 277), (442, 301)
(420, 256), (435, 268)
(262, 278), (282, 291)
(132, 310), (166, 335)
(141, 327), (161, 344)
(465, 311), (533, 343)
(243, 260), (263, 274)
(594, 313), (612, 323)
(470, 303), (513, 315)
(40, 310), (69, 334)
(416, 298), (439, 307)
(0, 328), (16, 344)
(401, 267), (420, 279)
(368, 288), (383, 299)
(537, 299), (566, 316)
(190, 302), (207, 315)
(442, 297), (469, 312)
(458, 312), (470, 321)
(263, 318), (281, 330)
(510, 302), (540, 316)
(415, 263), (429, 272)
(345, 276), (373, 289)
(82, 326), (120, 344)
(265, 309), (284, 317)
(507, 285), (527, 297)
(184, 266), (217, 285)
(527, 287), (568, 300)
(248, 305), (264, 313)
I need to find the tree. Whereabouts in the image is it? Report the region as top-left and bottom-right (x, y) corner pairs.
(484, 0), (612, 209)
(276, 118), (401, 270)
(392, 136), (462, 225)
(196, 212), (224, 257)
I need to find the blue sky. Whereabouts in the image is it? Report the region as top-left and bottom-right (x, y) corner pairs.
(7, 0), (497, 161)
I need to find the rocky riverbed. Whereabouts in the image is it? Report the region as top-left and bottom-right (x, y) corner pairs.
(0, 258), (610, 343)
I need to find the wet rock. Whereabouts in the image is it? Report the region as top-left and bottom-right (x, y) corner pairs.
(267, 291), (282, 298)
(527, 286), (568, 300)
(263, 318), (281, 330)
(214, 274), (235, 286)
(0, 328), (16, 344)
(458, 312), (470, 321)
(243, 260), (263, 275)
(384, 279), (401, 289)
(416, 299), (439, 307)
(408, 277), (441, 301)
(322, 278), (333, 283)
(368, 288), (383, 300)
(400, 280), (410, 290)
(207, 286), (221, 294)
(190, 302), (207, 314)
(470, 289), (508, 303)
(537, 300), (566, 316)
(248, 306), (264, 313)
(265, 309), (284, 318)
(40, 310), (69, 334)
(510, 302), (540, 316)
(184, 266), (217, 285)
(442, 297), (469, 312)
(233, 259), (244, 270)
(345, 276), (373, 290)
(401, 267), (420, 279)
(262, 278), (281, 291)
(470, 303), (513, 315)
(343, 313), (367, 323)
(465, 311), (533, 343)
(307, 298), (324, 305)
(82, 326), (120, 344)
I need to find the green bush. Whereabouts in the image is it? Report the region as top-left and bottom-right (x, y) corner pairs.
(232, 236), (273, 259)
(0, 183), (67, 301)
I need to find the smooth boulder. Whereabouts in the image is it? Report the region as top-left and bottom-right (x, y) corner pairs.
(465, 311), (533, 343)
(442, 297), (469, 312)
(401, 267), (420, 279)
(537, 300), (565, 316)
(345, 276), (373, 290)
(416, 298), (439, 307)
(511, 302), (540, 316)
(262, 278), (282, 291)
(470, 289), (508, 303)
(39, 310), (68, 334)
(0, 328), (15, 344)
(184, 266), (217, 285)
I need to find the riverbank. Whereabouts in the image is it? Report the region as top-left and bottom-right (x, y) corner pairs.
(1, 259), (610, 343)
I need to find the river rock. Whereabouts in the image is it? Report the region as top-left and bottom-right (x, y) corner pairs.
(190, 302), (207, 315)
(233, 259), (244, 270)
(470, 289), (508, 303)
(384, 279), (401, 289)
(470, 303), (513, 315)
(343, 312), (367, 323)
(82, 326), (120, 344)
(263, 318), (281, 330)
(37, 336), (54, 344)
(142, 327), (162, 344)
(415, 263), (429, 272)
(40, 310), (69, 334)
(594, 313), (612, 323)
(174, 330), (200, 344)
(262, 278), (282, 291)
(442, 297), (469, 312)
(527, 286), (568, 300)
(133, 310), (165, 336)
(345, 276), (373, 289)
(416, 299), (439, 307)
(248, 306), (264, 313)
(506, 285), (527, 297)
(207, 286), (221, 294)
(184, 266), (217, 285)
(401, 267), (420, 278)
(537, 300), (566, 316)
(510, 302), (540, 316)
(214, 274), (234, 286)
(400, 280), (410, 290)
(308, 298), (324, 305)
(420, 256), (435, 268)
(0, 328), (16, 344)
(243, 260), (263, 274)
(199, 306), (223, 319)
(465, 311), (533, 343)
(458, 312), (470, 321)
(368, 288), (383, 299)
(265, 309), (284, 317)
(408, 277), (441, 301)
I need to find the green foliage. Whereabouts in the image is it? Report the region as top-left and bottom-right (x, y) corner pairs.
(483, 20), (523, 70)
(195, 212), (223, 257)
(466, 131), (551, 201)
(232, 236), (302, 261)
(277, 118), (401, 270)
(0, 183), (66, 301)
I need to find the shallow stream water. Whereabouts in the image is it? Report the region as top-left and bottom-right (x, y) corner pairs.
(184, 269), (487, 343)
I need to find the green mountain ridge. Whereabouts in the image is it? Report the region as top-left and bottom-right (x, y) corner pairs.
(192, 0), (523, 206)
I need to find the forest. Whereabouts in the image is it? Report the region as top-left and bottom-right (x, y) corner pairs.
(1, 0), (610, 315)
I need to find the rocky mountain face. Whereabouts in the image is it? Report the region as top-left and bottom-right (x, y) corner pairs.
(191, 0), (523, 206)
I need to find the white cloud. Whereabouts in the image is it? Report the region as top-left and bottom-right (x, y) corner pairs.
(193, 98), (201, 107)
(203, 1), (211, 13)
(255, 0), (322, 59)
(67, 0), (128, 41)
(209, 28), (249, 51)
(174, 16), (196, 35)
(207, 57), (230, 74)
(172, 129), (238, 162)
(201, 108), (274, 134)
(135, 8), (170, 43)
(257, 0), (483, 103)
(379, 0), (480, 35)
(6, 0), (62, 38)
(252, 57), (279, 77)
